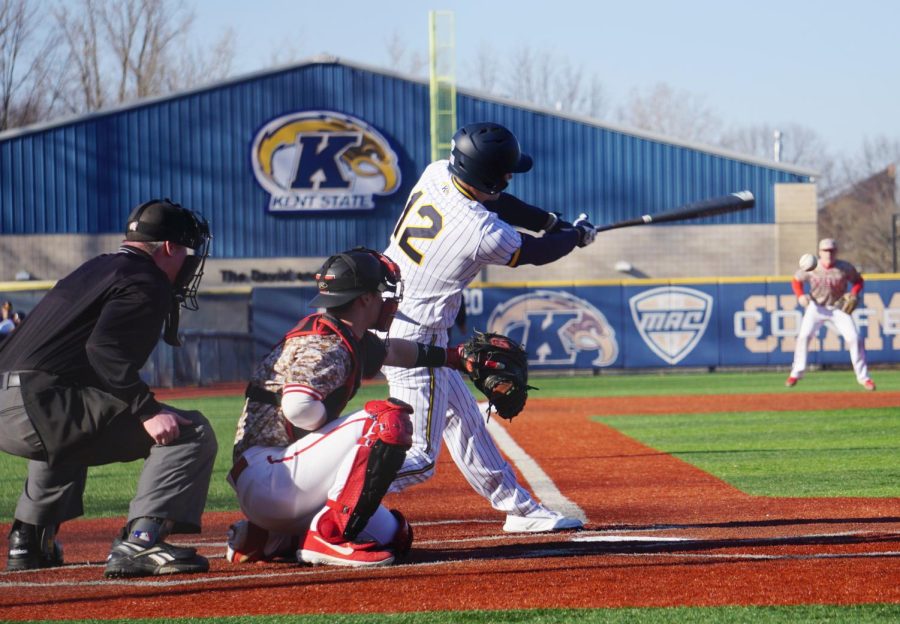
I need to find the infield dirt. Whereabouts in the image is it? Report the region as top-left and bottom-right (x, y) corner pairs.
(1, 393), (898, 620)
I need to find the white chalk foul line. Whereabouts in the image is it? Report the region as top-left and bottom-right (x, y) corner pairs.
(484, 407), (588, 523)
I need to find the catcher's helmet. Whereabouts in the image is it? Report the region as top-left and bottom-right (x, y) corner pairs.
(310, 248), (402, 309)
(447, 122), (533, 194)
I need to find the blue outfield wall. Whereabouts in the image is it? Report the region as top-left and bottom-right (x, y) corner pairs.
(251, 277), (900, 370)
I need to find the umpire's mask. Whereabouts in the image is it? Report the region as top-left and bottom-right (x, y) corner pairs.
(126, 198), (212, 345)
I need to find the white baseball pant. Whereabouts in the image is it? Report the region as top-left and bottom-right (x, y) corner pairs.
(229, 411), (399, 545)
(790, 303), (869, 382)
(384, 363), (542, 517)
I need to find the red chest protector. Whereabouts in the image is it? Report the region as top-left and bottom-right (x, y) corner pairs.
(285, 313), (363, 425)
(246, 313), (389, 441)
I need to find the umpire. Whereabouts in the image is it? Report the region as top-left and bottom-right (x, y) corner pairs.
(0, 199), (218, 578)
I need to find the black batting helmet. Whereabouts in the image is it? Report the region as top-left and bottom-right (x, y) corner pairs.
(447, 122), (533, 194)
(310, 248), (402, 309)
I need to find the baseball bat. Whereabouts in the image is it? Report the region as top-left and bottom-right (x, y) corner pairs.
(589, 190), (755, 233)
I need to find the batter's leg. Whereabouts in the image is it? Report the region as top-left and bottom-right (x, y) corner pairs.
(442, 371), (542, 516)
(384, 364), (449, 492)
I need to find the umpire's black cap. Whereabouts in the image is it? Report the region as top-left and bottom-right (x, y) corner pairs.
(125, 199), (208, 250)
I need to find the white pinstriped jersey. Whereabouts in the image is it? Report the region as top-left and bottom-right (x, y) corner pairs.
(382, 161), (544, 519)
(384, 161), (522, 340)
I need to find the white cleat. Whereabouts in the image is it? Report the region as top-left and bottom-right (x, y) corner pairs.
(503, 506), (584, 533)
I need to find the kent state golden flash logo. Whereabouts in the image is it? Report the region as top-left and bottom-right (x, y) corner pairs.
(251, 110), (402, 212)
(486, 290), (618, 367)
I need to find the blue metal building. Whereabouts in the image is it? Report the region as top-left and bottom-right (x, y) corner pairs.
(0, 57), (813, 263)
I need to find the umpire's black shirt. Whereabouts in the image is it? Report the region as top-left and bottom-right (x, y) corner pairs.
(0, 246), (170, 436)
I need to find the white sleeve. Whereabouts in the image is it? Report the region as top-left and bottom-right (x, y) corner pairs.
(281, 383), (327, 430)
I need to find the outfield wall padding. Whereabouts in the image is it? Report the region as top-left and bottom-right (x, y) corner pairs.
(251, 278), (900, 371)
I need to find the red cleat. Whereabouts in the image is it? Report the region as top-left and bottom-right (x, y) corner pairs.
(297, 509), (395, 567)
(785, 376), (798, 388)
(226, 520), (296, 563)
(863, 379), (876, 391)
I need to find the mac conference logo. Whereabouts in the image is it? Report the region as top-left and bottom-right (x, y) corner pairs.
(486, 290), (618, 367)
(251, 110), (401, 212)
(629, 286), (713, 365)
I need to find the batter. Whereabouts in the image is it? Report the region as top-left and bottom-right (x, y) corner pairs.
(383, 122), (596, 532)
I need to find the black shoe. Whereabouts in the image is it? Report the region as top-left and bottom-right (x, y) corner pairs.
(6, 522), (64, 571)
(104, 537), (209, 578)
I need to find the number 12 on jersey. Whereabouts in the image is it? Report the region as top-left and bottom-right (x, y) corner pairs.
(391, 190), (444, 264)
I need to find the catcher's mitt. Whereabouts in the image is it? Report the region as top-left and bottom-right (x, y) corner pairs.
(458, 331), (533, 420)
(839, 293), (858, 314)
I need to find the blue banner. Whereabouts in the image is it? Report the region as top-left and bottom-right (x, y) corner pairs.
(251, 278), (900, 370)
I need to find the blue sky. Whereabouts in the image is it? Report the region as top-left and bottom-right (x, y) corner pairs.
(190, 0), (898, 157)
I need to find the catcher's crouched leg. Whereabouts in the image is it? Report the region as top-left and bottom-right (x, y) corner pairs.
(320, 398), (414, 545)
(388, 509), (413, 557)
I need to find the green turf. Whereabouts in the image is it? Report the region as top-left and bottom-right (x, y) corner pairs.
(0, 387), (412, 517)
(2, 370), (899, 516)
(597, 408), (900, 497)
(16, 604), (900, 623)
(526, 368), (900, 397)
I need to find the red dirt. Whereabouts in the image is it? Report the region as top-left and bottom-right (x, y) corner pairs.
(1, 392), (898, 620)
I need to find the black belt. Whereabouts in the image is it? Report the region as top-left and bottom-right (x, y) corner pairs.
(228, 455), (249, 485)
(0, 371), (21, 389)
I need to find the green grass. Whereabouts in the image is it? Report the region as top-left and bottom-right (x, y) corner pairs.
(2, 370), (899, 517)
(597, 407), (900, 497)
(526, 368), (900, 397)
(15, 604), (900, 623)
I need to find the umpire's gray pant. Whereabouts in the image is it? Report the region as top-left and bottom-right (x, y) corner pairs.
(0, 384), (217, 533)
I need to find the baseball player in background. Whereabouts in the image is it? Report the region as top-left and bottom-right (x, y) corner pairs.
(226, 248), (475, 566)
(786, 238), (875, 390)
(382, 122), (595, 532)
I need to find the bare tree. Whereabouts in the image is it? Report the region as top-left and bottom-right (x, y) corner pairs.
(266, 42), (305, 69)
(54, 0), (234, 115)
(835, 136), (900, 190)
(464, 44), (606, 118)
(819, 162), (898, 272)
(384, 31), (426, 77)
(0, 0), (61, 130)
(466, 42), (501, 94)
(720, 122), (837, 194)
(170, 26), (235, 92)
(615, 82), (721, 144)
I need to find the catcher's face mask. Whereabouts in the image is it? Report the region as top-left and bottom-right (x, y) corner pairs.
(372, 251), (403, 332)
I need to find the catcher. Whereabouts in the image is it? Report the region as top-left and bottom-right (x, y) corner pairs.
(786, 238), (875, 390)
(226, 248), (527, 566)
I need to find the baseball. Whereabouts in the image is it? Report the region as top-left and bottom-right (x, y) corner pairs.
(799, 253), (817, 271)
